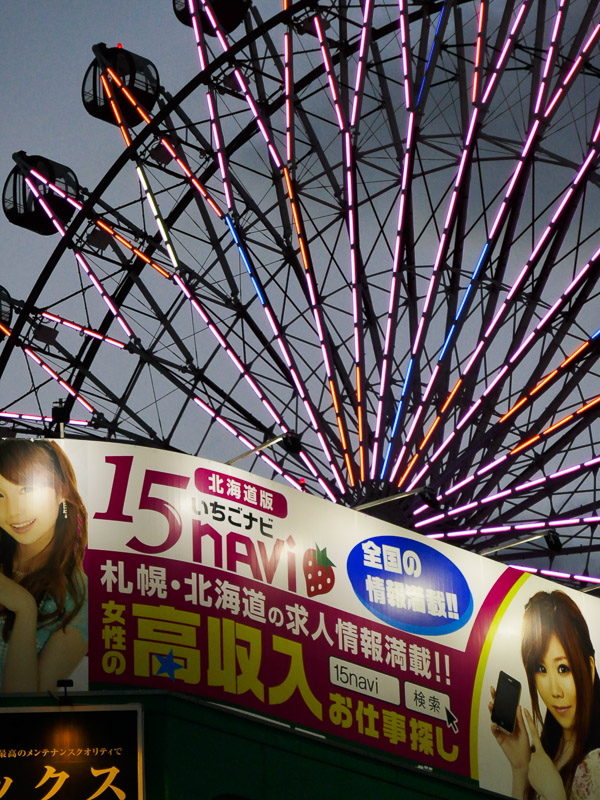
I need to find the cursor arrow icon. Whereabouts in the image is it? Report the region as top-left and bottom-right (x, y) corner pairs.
(445, 707), (458, 733)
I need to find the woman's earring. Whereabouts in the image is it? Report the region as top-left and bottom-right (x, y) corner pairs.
(62, 500), (68, 519)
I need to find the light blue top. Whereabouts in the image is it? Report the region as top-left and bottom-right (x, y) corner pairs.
(0, 575), (88, 686)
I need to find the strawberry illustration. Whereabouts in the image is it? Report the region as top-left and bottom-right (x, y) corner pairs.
(303, 544), (335, 597)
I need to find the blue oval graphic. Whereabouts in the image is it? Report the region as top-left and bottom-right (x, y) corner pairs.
(347, 536), (473, 635)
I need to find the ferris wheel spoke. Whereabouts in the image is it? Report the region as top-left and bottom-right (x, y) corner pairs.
(414, 446), (600, 537)
(313, 11), (374, 480)
(431, 508), (600, 550)
(383, 0), (538, 483)
(471, 461), (600, 549)
(372, 2), (419, 480)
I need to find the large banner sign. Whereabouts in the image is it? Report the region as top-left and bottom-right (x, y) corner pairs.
(1, 439), (599, 798)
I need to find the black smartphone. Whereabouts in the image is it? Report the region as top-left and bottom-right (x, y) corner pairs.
(491, 671), (521, 734)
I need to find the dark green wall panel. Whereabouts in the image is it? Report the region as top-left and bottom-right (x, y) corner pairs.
(0, 692), (505, 800)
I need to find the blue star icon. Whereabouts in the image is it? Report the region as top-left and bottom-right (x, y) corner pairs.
(154, 650), (184, 681)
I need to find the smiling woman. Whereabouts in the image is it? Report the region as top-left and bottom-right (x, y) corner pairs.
(0, 439), (88, 692)
(533, 634), (578, 739)
(491, 591), (600, 800)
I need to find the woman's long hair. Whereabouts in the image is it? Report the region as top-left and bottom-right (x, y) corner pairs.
(0, 439), (87, 639)
(521, 590), (600, 798)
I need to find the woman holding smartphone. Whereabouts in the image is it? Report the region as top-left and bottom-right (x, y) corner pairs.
(0, 439), (87, 692)
(490, 590), (600, 800)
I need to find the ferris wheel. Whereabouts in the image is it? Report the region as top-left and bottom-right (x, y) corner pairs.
(3, 0), (600, 586)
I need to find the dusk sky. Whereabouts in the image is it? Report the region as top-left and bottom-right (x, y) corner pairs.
(0, 1), (271, 306)
(2, 2), (600, 581)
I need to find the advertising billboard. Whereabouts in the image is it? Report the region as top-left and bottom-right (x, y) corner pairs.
(0, 439), (598, 798)
(0, 705), (143, 800)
